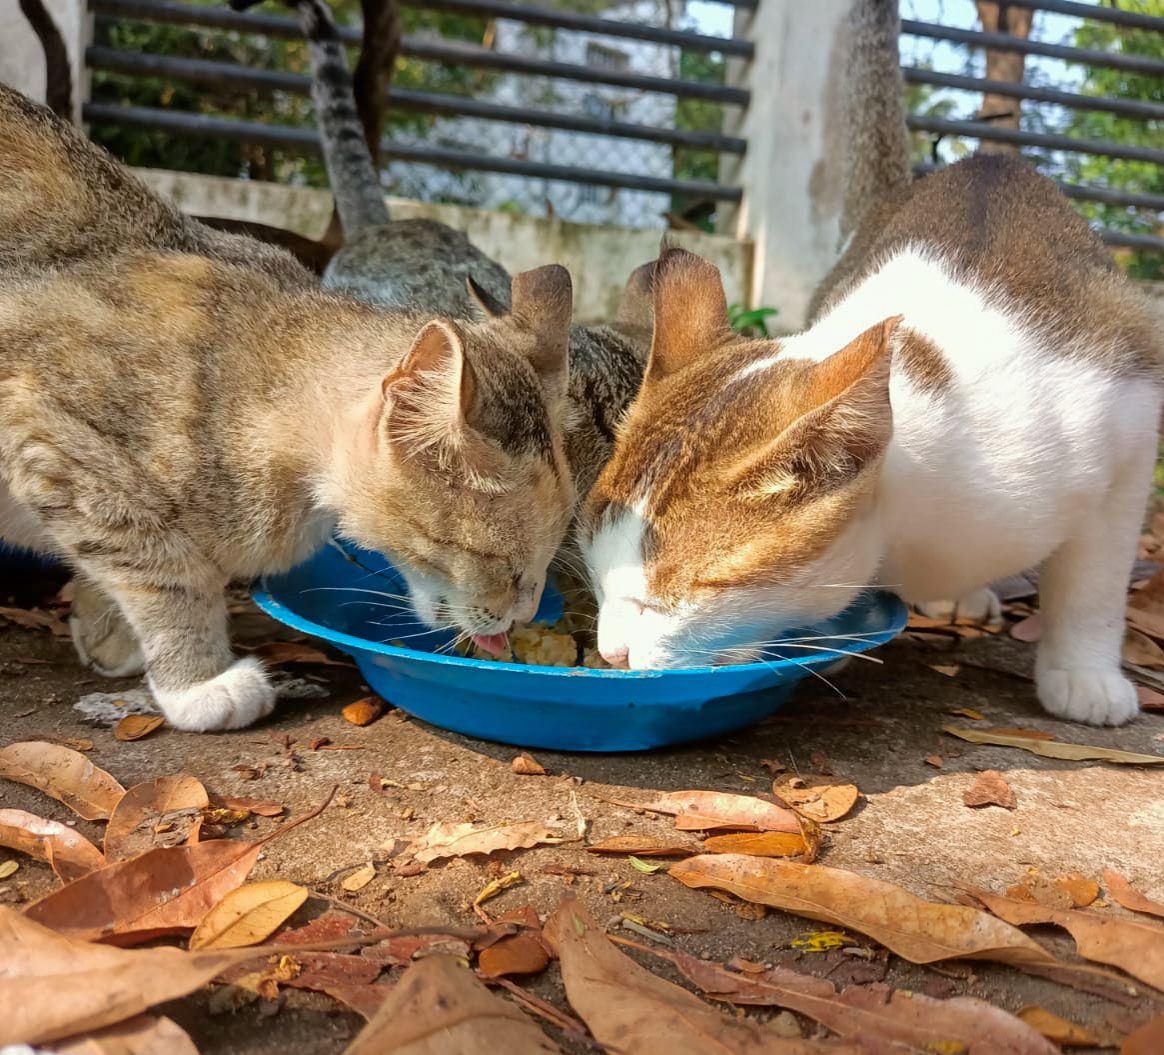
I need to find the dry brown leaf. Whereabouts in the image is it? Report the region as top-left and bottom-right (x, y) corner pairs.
(772, 778), (859, 823)
(585, 836), (696, 857)
(342, 697), (383, 726)
(0, 741), (126, 821)
(0, 808), (103, 882)
(477, 934), (550, 979)
(965, 886), (1164, 992)
(607, 790), (801, 833)
(343, 954), (562, 1054)
(702, 831), (817, 860)
(1136, 685), (1164, 711)
(209, 795), (284, 818)
(944, 725), (1164, 765)
(25, 838), (262, 943)
(985, 727), (1055, 741)
(1016, 1006), (1100, 1047)
(250, 641), (348, 666)
(928, 663), (962, 677)
(669, 855), (1065, 972)
(407, 821), (563, 866)
(0, 906), (290, 1046)
(0, 605), (69, 636)
(652, 944), (1057, 1055)
(1103, 869), (1164, 921)
(948, 707), (986, 721)
(1056, 873), (1100, 909)
(341, 863), (377, 892)
(511, 753), (547, 776)
(104, 774), (210, 863)
(543, 896), (863, 1055)
(189, 880), (309, 950)
(1123, 1012), (1164, 1055)
(52, 1014), (199, 1055)
(1009, 614), (1042, 643)
(113, 715), (165, 742)
(924, 755), (944, 768)
(1123, 629), (1164, 669)
(963, 770), (1017, 810)
(1127, 574), (1164, 643)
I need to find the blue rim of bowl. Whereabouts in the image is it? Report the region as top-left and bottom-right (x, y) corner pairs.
(252, 578), (908, 682)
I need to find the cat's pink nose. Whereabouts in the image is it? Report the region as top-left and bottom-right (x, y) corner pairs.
(600, 644), (630, 669)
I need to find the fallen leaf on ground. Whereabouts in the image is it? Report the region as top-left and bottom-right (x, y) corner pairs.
(0, 742), (126, 821)
(771, 778), (859, 823)
(928, 664), (961, 677)
(343, 954), (562, 1054)
(104, 774), (210, 862)
(189, 880), (308, 950)
(944, 726), (1164, 765)
(628, 856), (663, 874)
(0, 906), (293, 1045)
(1136, 685), (1164, 711)
(249, 641), (349, 666)
(280, 952), (386, 1018)
(475, 870), (523, 906)
(1016, 1006), (1100, 1047)
(1123, 629), (1164, 670)
(407, 821), (563, 866)
(1009, 614), (1042, 643)
(341, 863), (377, 892)
(985, 727), (1055, 740)
(0, 808), (103, 882)
(1103, 869), (1164, 921)
(670, 855), (1066, 972)
(511, 753), (546, 776)
(963, 770), (1017, 810)
(585, 836), (695, 857)
(52, 1014), (198, 1055)
(606, 790), (801, 833)
(0, 860), (18, 879)
(1056, 873), (1101, 909)
(965, 886), (1164, 992)
(113, 715), (165, 742)
(0, 605), (68, 636)
(209, 795), (284, 818)
(924, 755), (944, 768)
(342, 698), (383, 726)
(1127, 573), (1164, 643)
(478, 934), (550, 979)
(948, 708), (986, 721)
(1123, 1011), (1164, 1054)
(646, 943), (1057, 1055)
(702, 830), (819, 861)
(543, 896), (862, 1054)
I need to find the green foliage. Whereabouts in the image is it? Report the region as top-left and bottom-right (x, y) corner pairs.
(728, 302), (778, 338)
(1060, 0), (1163, 280)
(671, 48), (725, 231)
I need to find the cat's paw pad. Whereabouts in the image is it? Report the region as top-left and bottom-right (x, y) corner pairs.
(915, 587), (1002, 627)
(69, 613), (146, 678)
(151, 657), (276, 732)
(1036, 668), (1139, 727)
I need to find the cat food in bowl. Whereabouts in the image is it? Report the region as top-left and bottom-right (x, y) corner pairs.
(252, 541), (907, 752)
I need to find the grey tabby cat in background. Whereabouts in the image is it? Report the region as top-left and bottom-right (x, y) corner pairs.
(230, 0), (654, 503)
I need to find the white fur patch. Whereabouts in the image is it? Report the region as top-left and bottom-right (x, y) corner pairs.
(150, 656), (276, 732)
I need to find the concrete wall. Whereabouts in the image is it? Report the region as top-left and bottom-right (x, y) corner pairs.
(135, 169), (754, 325)
(0, 0), (86, 121)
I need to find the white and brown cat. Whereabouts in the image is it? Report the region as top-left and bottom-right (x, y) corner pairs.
(579, 0), (1163, 726)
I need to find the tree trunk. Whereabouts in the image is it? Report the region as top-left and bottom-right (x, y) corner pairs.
(975, 1), (1033, 155)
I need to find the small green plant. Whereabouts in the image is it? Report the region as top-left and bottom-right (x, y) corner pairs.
(728, 303), (779, 338)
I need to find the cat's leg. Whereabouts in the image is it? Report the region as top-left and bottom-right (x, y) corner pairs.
(1034, 467), (1148, 727)
(914, 588), (1002, 627)
(80, 565), (276, 732)
(69, 576), (146, 677)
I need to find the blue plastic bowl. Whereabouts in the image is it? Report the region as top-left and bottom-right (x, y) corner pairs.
(252, 542), (907, 752)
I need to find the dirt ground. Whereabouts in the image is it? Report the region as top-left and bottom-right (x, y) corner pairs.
(2, 563), (1162, 1052)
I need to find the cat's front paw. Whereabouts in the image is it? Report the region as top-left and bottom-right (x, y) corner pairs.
(69, 584), (146, 677)
(914, 587), (1002, 627)
(1036, 667), (1139, 727)
(150, 657), (276, 732)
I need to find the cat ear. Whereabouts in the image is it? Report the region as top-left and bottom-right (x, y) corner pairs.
(616, 260), (656, 330)
(465, 275), (510, 319)
(648, 247), (733, 380)
(732, 316), (902, 497)
(509, 264), (573, 390)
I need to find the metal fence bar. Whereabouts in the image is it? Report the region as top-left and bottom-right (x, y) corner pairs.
(1100, 229), (1164, 253)
(82, 102), (744, 201)
(901, 17), (1164, 77)
(399, 0), (753, 58)
(1001, 0), (1164, 33)
(903, 66), (1164, 122)
(91, 0), (750, 104)
(87, 45), (748, 153)
(907, 115), (1164, 166)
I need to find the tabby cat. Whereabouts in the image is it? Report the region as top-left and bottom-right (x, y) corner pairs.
(579, 0), (1163, 727)
(0, 85), (575, 730)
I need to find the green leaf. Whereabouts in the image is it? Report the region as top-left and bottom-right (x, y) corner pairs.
(628, 856), (664, 874)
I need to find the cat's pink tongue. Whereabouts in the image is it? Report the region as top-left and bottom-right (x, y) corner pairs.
(472, 632), (510, 657)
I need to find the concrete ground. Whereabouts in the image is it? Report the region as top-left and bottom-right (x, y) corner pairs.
(1, 564), (1162, 1052)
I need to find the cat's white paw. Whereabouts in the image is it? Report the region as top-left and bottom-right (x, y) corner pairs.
(1036, 667), (1139, 727)
(150, 657), (276, 732)
(915, 587), (1002, 627)
(69, 612), (146, 678)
